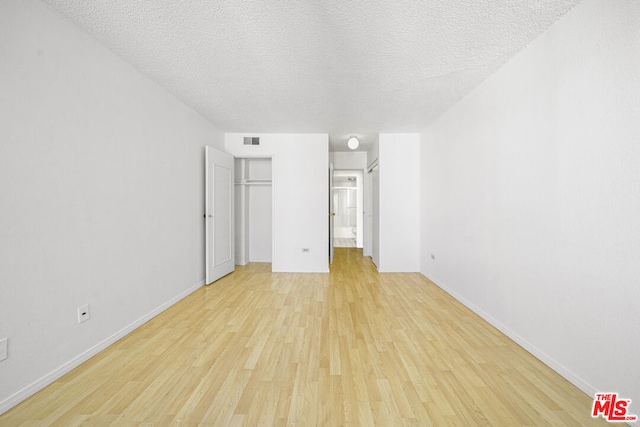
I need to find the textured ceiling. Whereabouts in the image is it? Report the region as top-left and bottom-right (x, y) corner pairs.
(42, 0), (581, 151)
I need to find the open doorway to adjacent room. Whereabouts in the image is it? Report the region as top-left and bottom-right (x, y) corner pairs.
(332, 169), (363, 249)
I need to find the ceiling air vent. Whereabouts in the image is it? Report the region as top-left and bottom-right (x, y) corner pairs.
(243, 137), (260, 146)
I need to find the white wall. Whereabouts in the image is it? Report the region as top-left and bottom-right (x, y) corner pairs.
(378, 134), (421, 272)
(330, 151), (367, 170)
(421, 0), (640, 405)
(225, 134), (329, 272)
(0, 0), (224, 413)
(367, 136), (380, 168)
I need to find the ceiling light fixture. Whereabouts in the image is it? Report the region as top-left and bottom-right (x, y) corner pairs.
(347, 137), (359, 150)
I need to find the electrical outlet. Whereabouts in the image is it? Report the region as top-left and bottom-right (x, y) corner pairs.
(301, 248), (310, 253)
(77, 304), (90, 324)
(0, 338), (7, 362)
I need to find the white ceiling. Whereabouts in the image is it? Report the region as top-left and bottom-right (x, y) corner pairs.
(42, 0), (581, 152)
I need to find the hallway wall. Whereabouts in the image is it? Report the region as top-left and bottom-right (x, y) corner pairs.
(378, 134), (420, 272)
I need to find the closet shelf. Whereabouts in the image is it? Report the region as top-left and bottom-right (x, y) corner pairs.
(235, 179), (272, 186)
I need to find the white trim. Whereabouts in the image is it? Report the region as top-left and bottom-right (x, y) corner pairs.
(0, 280), (205, 416)
(420, 270), (597, 400)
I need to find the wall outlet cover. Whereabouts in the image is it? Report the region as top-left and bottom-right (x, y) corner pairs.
(77, 304), (90, 323)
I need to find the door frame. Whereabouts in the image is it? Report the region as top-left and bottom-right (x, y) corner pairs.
(329, 162), (334, 264)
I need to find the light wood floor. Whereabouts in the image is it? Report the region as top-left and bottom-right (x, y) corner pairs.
(334, 238), (356, 248)
(1, 248), (604, 426)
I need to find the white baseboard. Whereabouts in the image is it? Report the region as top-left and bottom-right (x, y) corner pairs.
(419, 270), (597, 400)
(0, 280), (204, 416)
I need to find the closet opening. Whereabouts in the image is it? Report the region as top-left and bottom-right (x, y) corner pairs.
(234, 157), (272, 267)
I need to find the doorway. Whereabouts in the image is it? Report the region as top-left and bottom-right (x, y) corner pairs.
(332, 169), (363, 249)
(234, 157), (273, 267)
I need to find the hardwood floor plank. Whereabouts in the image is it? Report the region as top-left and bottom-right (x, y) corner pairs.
(0, 248), (606, 426)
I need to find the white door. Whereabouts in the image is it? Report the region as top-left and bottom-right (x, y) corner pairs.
(371, 164), (380, 270)
(329, 163), (335, 264)
(363, 169), (372, 257)
(205, 146), (235, 284)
